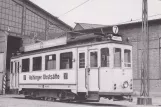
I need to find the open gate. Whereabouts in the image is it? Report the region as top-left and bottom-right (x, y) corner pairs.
(10, 60), (19, 93)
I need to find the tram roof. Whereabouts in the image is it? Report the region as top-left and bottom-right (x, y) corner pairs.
(11, 33), (131, 59)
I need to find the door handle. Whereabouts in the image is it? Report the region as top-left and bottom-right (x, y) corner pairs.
(87, 68), (90, 75)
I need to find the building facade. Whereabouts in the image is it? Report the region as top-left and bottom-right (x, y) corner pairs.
(0, 0), (72, 94)
(74, 20), (161, 96)
(0, 0), (72, 41)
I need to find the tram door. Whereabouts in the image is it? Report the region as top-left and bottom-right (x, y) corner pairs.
(99, 47), (113, 92)
(10, 60), (19, 89)
(77, 48), (87, 92)
(88, 49), (99, 91)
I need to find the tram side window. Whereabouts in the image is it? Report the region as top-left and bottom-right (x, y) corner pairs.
(10, 62), (13, 73)
(22, 58), (30, 72)
(18, 62), (19, 73)
(114, 48), (121, 67)
(60, 52), (73, 69)
(79, 53), (85, 68)
(101, 48), (110, 67)
(90, 51), (98, 67)
(45, 54), (56, 70)
(33, 57), (42, 71)
(124, 49), (131, 67)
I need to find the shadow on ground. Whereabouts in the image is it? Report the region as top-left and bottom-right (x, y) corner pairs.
(63, 101), (126, 107)
(12, 97), (126, 107)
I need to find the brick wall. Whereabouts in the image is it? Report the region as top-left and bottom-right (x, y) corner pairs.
(118, 23), (161, 95)
(133, 80), (161, 96)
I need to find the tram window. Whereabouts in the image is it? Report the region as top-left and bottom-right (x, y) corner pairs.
(45, 54), (56, 70)
(124, 49), (131, 67)
(60, 52), (73, 69)
(79, 53), (85, 68)
(114, 48), (121, 67)
(10, 62), (13, 73)
(22, 58), (30, 72)
(101, 48), (110, 67)
(18, 62), (19, 73)
(90, 51), (98, 67)
(33, 57), (42, 71)
(15, 63), (17, 73)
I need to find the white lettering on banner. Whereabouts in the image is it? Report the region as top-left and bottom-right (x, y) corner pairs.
(29, 74), (60, 81)
(43, 74), (60, 79)
(29, 75), (42, 81)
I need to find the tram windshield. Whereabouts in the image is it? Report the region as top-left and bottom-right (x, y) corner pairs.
(114, 48), (121, 67)
(101, 48), (110, 67)
(124, 49), (131, 67)
(90, 51), (98, 67)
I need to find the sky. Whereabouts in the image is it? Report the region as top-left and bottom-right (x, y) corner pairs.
(30, 0), (161, 27)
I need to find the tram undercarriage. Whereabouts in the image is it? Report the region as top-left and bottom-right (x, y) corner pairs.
(21, 89), (133, 102)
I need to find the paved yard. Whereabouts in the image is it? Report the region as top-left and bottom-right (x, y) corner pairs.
(0, 95), (160, 107)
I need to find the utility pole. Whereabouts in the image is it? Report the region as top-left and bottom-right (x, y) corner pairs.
(137, 0), (152, 105)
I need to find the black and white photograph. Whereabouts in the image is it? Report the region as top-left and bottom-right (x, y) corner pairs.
(0, 0), (161, 106)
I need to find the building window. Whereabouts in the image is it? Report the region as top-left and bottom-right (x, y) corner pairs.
(33, 57), (42, 71)
(45, 54), (56, 70)
(90, 51), (98, 67)
(124, 49), (131, 67)
(0, 0), (23, 34)
(22, 58), (30, 72)
(101, 48), (110, 67)
(79, 53), (85, 68)
(25, 9), (46, 40)
(60, 52), (73, 69)
(114, 48), (121, 67)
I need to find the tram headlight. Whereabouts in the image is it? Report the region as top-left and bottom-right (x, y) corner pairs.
(122, 81), (129, 88)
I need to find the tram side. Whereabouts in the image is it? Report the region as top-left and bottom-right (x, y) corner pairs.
(10, 41), (133, 102)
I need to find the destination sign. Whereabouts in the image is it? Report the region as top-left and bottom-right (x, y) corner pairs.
(111, 35), (122, 41)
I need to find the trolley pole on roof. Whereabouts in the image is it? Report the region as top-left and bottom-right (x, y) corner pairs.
(137, 0), (152, 105)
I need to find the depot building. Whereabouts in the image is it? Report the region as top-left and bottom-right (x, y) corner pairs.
(0, 0), (72, 94)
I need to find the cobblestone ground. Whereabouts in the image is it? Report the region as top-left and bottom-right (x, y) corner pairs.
(0, 95), (160, 107)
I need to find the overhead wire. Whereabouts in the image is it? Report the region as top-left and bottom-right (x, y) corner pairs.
(117, 13), (161, 25)
(58, 0), (90, 18)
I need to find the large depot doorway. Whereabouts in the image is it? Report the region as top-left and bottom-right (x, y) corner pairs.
(6, 36), (22, 93)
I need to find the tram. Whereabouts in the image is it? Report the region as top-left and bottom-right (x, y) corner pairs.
(10, 32), (133, 102)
